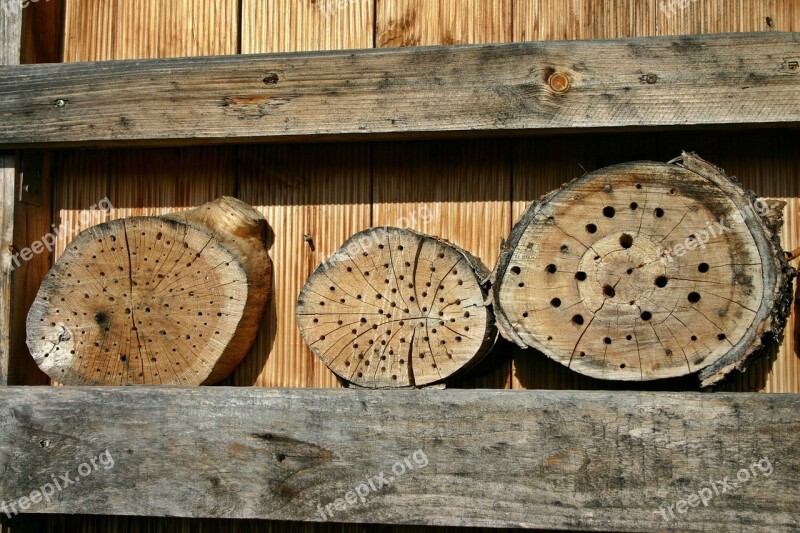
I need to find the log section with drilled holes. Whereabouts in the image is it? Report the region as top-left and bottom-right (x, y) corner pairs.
(296, 227), (496, 388)
(26, 197), (272, 386)
(493, 153), (795, 387)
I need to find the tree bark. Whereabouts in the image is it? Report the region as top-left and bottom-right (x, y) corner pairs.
(492, 152), (795, 387)
(27, 196), (272, 385)
(297, 227), (496, 388)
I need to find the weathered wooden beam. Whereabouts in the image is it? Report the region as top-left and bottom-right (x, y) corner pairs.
(0, 32), (798, 148)
(0, 387), (798, 531)
(0, 0), (23, 385)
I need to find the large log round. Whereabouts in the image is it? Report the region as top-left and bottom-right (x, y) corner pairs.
(493, 153), (795, 387)
(297, 227), (497, 388)
(27, 197), (272, 385)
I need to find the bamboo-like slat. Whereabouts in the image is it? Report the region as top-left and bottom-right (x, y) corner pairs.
(373, 1), (514, 389)
(234, 0), (374, 389)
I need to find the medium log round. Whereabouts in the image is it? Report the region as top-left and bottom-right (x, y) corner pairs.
(27, 197), (272, 385)
(297, 227), (496, 388)
(493, 153), (794, 386)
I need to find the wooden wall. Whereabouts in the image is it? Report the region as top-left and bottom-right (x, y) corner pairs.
(4, 0), (799, 531)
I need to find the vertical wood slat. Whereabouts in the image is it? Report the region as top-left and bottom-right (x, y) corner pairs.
(0, 0), (23, 386)
(655, 3), (799, 394)
(374, 0), (513, 389)
(54, 0), (240, 387)
(7, 0), (65, 387)
(235, 0), (374, 388)
(509, 0), (660, 390)
(513, 0), (657, 40)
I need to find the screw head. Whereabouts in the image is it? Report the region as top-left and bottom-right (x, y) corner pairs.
(54, 99), (66, 108)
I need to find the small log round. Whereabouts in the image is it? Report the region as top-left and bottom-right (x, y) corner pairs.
(27, 197), (272, 385)
(493, 152), (795, 387)
(297, 227), (496, 388)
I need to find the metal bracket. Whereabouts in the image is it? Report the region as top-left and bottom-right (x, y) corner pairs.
(19, 151), (43, 206)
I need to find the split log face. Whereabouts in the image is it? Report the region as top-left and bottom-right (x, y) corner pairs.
(27, 197), (272, 386)
(297, 227), (496, 388)
(493, 153), (794, 386)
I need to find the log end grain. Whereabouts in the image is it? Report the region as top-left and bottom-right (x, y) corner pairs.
(493, 153), (795, 386)
(26, 197), (272, 385)
(297, 227), (496, 388)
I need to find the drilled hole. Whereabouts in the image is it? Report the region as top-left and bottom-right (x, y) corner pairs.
(603, 285), (615, 298)
(510, 266), (521, 275)
(575, 271), (587, 281)
(655, 275), (668, 288)
(572, 314), (584, 325)
(641, 311), (652, 321)
(545, 264), (557, 274)
(603, 206), (616, 218)
(586, 223), (597, 234)
(654, 207), (665, 218)
(698, 263), (709, 273)
(629, 202), (638, 210)
(550, 298), (561, 308)
(619, 233), (633, 249)
(688, 292), (701, 303)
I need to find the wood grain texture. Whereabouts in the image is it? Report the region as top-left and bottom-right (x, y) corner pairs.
(513, 0), (657, 41)
(0, 0), (22, 386)
(234, 1), (374, 389)
(63, 0), (238, 61)
(297, 227), (497, 388)
(20, 0), (63, 64)
(3, 32), (800, 147)
(52, 1), (240, 389)
(242, 0), (373, 52)
(656, 0), (795, 36)
(496, 155), (794, 387)
(0, 157), (14, 386)
(374, 0), (513, 389)
(28, 197), (272, 386)
(656, 131), (800, 393)
(376, 0), (512, 47)
(653, 0), (800, 398)
(0, 387), (799, 530)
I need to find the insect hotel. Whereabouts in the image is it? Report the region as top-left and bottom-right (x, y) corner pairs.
(0, 1), (798, 532)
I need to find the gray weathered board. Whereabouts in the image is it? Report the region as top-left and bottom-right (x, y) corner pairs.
(0, 32), (799, 147)
(0, 0), (22, 385)
(0, 387), (798, 531)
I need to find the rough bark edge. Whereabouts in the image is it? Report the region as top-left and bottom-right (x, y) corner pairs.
(491, 153), (796, 388)
(163, 196), (272, 384)
(670, 153), (796, 389)
(297, 226), (497, 389)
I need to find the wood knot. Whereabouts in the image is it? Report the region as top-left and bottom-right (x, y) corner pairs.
(547, 72), (571, 93)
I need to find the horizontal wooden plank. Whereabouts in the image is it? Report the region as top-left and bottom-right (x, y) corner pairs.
(0, 32), (799, 147)
(0, 387), (798, 531)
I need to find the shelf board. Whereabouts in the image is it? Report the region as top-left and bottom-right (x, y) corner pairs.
(0, 32), (798, 148)
(0, 386), (798, 530)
